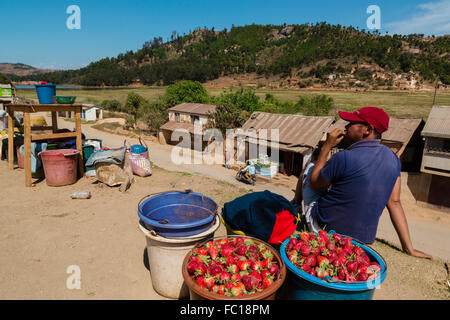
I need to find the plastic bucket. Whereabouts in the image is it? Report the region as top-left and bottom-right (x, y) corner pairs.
(280, 232), (387, 300)
(16, 146), (24, 169)
(35, 84), (56, 104)
(40, 149), (80, 186)
(182, 235), (287, 300)
(131, 144), (147, 154)
(82, 145), (95, 171)
(138, 191), (218, 237)
(139, 216), (220, 299)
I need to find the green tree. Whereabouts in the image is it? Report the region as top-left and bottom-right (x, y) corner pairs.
(295, 95), (334, 116)
(162, 80), (210, 107)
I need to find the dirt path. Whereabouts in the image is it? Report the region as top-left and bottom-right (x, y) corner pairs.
(0, 115), (448, 300)
(57, 117), (450, 262)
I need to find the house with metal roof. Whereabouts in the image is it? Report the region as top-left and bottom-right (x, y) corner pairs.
(239, 112), (334, 176)
(328, 117), (425, 172)
(416, 105), (450, 212)
(159, 103), (217, 146)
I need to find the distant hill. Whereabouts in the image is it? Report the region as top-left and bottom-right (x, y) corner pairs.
(8, 23), (450, 89)
(0, 63), (53, 76)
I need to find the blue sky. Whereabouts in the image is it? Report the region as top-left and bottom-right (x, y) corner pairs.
(1, 0), (449, 70)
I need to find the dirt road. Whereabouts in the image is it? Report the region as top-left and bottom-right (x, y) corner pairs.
(0, 115), (448, 300)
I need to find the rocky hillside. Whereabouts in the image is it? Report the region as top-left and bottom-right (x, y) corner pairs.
(0, 63), (53, 76)
(8, 23), (450, 89)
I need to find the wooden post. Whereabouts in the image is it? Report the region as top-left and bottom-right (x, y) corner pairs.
(7, 109), (14, 170)
(23, 112), (32, 187)
(75, 106), (84, 176)
(51, 111), (58, 133)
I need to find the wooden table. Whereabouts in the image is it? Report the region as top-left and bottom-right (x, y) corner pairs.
(5, 104), (84, 187)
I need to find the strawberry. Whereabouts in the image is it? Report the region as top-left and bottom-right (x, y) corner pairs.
(368, 262), (381, 274)
(288, 250), (298, 263)
(333, 233), (342, 243)
(301, 243), (312, 257)
(332, 259), (342, 267)
(346, 260), (358, 273)
(237, 259), (249, 271)
(312, 248), (321, 256)
(217, 285), (225, 295)
(344, 245), (354, 256)
(187, 260), (199, 275)
(225, 281), (235, 290)
(242, 275), (259, 291)
(262, 277), (274, 289)
(249, 270), (262, 282)
(317, 236), (327, 247)
(294, 241), (304, 251)
(287, 237), (298, 251)
(308, 270), (316, 277)
(203, 275), (215, 288)
(326, 241), (336, 252)
(197, 247), (208, 256)
(219, 271), (231, 282)
(196, 276), (205, 286)
(230, 285), (242, 296)
(269, 263), (279, 275)
(318, 230), (328, 242)
(309, 234), (317, 241)
(227, 264), (239, 274)
(346, 274), (356, 282)
(337, 268), (346, 280)
(302, 264), (312, 272)
(207, 245), (218, 260)
(315, 266), (330, 279)
(327, 251), (338, 264)
(194, 263), (207, 276)
(210, 284), (220, 293)
(261, 270), (271, 279)
(317, 256), (329, 267)
(225, 256), (235, 266)
(209, 263), (223, 276)
(356, 254), (370, 267)
(261, 258), (271, 269)
(260, 248), (274, 261)
(305, 255), (317, 267)
(221, 244), (235, 257)
(353, 246), (363, 256)
(236, 245), (247, 256)
(248, 252), (259, 261)
(299, 232), (310, 242)
(250, 260), (262, 272)
(231, 273), (241, 283)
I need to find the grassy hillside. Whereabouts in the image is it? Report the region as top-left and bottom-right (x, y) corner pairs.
(10, 23), (450, 88)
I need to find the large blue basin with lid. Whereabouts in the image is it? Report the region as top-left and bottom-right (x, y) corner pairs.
(138, 190), (218, 238)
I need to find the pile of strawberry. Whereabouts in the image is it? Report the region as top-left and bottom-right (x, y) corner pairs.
(286, 230), (382, 282)
(186, 237), (281, 297)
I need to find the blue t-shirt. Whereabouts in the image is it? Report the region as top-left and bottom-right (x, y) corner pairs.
(311, 139), (401, 244)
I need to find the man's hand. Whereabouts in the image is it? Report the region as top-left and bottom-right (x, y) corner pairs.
(404, 248), (432, 259)
(325, 128), (345, 149)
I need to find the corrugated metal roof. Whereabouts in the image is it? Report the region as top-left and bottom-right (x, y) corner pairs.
(422, 106), (450, 139)
(241, 112), (334, 151)
(168, 103), (216, 116)
(328, 118), (423, 144)
(160, 121), (196, 134)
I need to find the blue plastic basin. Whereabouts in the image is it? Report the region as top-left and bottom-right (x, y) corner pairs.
(35, 84), (56, 104)
(131, 144), (147, 154)
(280, 231), (387, 300)
(138, 191), (218, 237)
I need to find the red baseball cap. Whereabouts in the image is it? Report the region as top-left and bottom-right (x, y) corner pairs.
(338, 107), (390, 134)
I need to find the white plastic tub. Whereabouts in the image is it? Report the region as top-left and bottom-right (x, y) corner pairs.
(139, 215), (220, 299)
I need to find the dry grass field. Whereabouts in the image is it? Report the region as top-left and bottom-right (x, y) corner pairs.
(17, 87), (450, 120)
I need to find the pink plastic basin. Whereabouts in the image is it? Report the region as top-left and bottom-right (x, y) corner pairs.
(40, 149), (80, 186)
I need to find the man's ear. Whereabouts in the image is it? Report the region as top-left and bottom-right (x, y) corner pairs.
(364, 124), (376, 138)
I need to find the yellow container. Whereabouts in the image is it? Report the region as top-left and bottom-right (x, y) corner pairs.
(30, 115), (47, 127)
